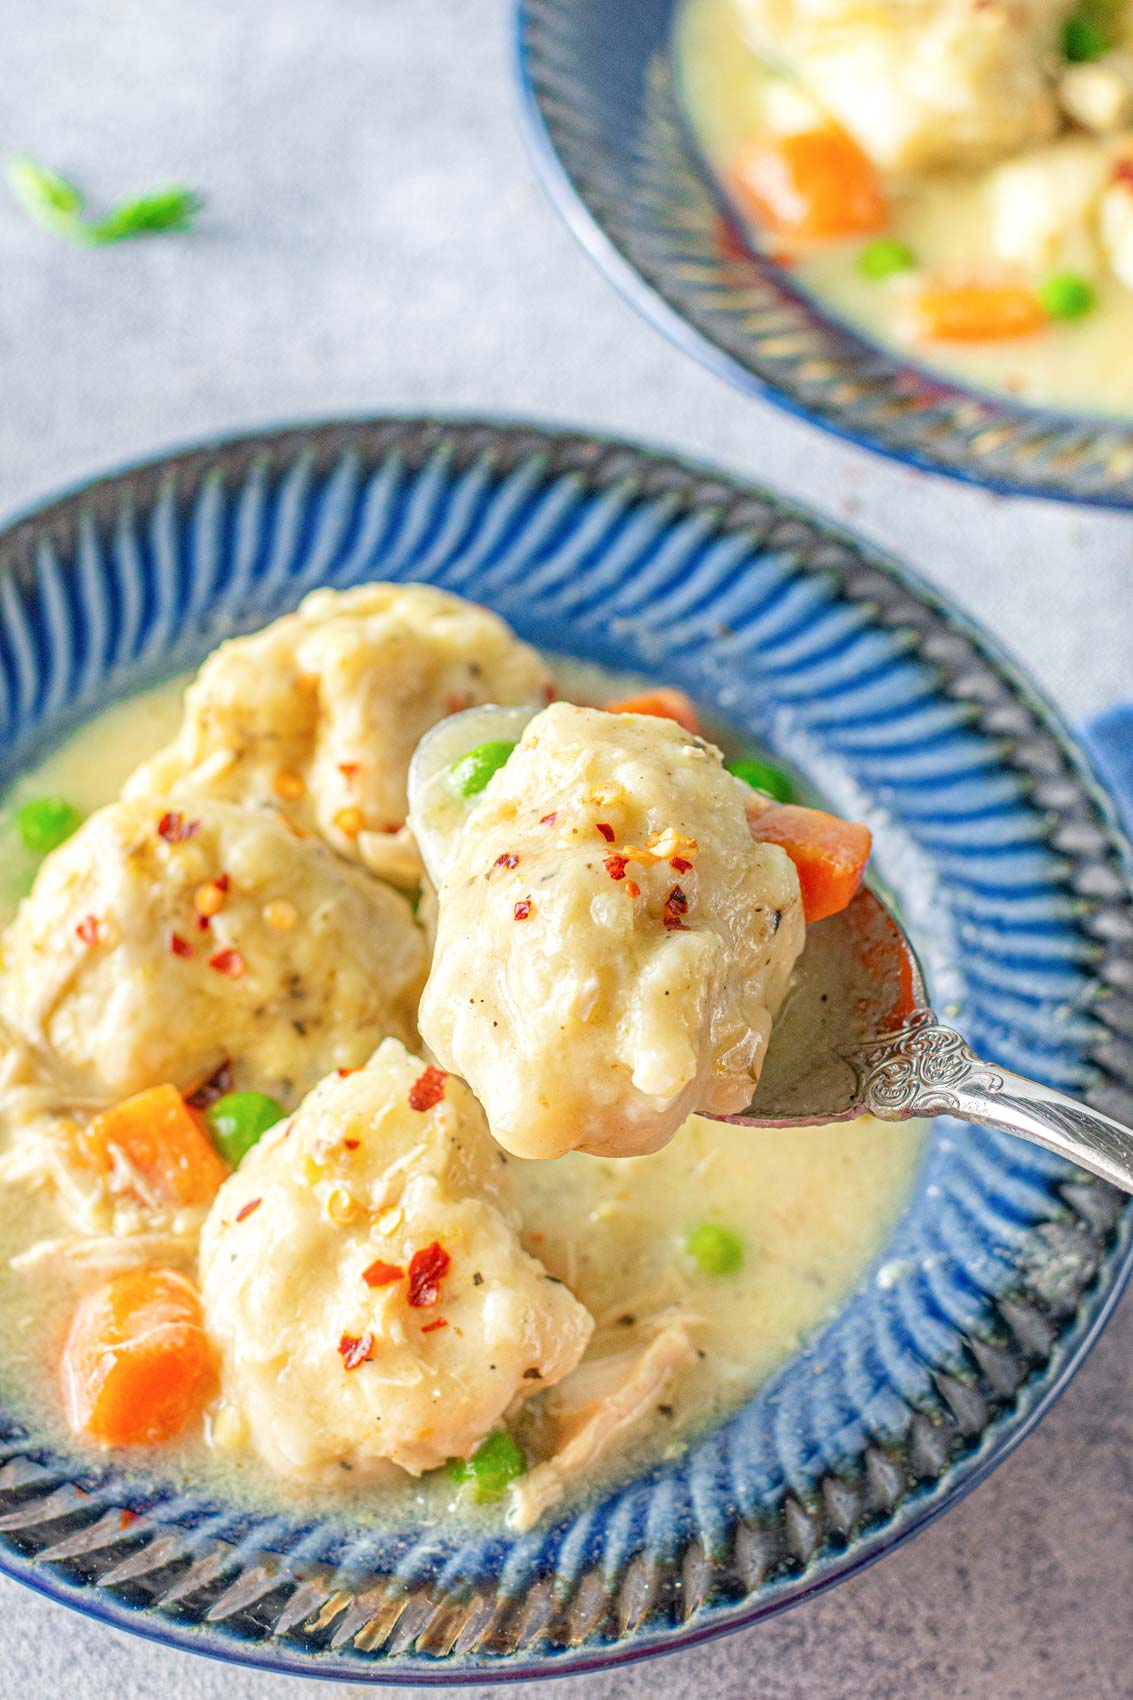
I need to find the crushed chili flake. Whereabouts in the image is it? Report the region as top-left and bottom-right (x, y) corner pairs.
(1114, 159), (1133, 189)
(493, 852), (519, 871)
(596, 823), (615, 843)
(343, 1137), (360, 1151)
(604, 853), (628, 881)
(407, 1241), (451, 1308)
(118, 1508), (139, 1530)
(170, 931), (194, 958)
(542, 682), (557, 704)
(363, 1258), (404, 1288)
(663, 885), (690, 931)
(539, 812), (558, 827)
(214, 872), (230, 893)
(408, 1065), (447, 1112)
(338, 761), (361, 781)
(187, 1058), (233, 1110)
(446, 691), (473, 716)
(208, 947), (247, 978)
(196, 913), (211, 933)
(337, 1066), (362, 1078)
(75, 914), (100, 947)
(338, 1331), (375, 1371)
(624, 879), (641, 899)
(235, 1197), (262, 1223)
(670, 856), (693, 873)
(157, 811), (200, 844)
(514, 898), (533, 921)
(421, 1317), (448, 1334)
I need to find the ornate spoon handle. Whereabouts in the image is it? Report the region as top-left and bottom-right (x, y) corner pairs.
(853, 1017), (1133, 1193)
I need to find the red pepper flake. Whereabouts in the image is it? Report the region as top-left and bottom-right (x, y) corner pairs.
(338, 1331), (375, 1370)
(157, 811), (200, 844)
(670, 856), (693, 874)
(337, 1066), (362, 1078)
(446, 691), (474, 715)
(408, 1065), (447, 1112)
(493, 852), (519, 871)
(196, 913), (211, 933)
(118, 1508), (138, 1530)
(338, 762), (361, 782)
(235, 1197), (262, 1223)
(663, 885), (690, 931)
(208, 948), (247, 978)
(604, 853), (628, 881)
(75, 914), (100, 947)
(542, 682), (557, 704)
(421, 1317), (448, 1334)
(1114, 159), (1133, 189)
(213, 872), (230, 893)
(363, 1258), (404, 1288)
(539, 812), (557, 827)
(407, 1241), (451, 1308)
(343, 1137), (360, 1151)
(186, 1057), (233, 1110)
(514, 898), (533, 921)
(625, 879), (641, 899)
(169, 931), (194, 958)
(596, 823), (615, 843)
(380, 821), (404, 834)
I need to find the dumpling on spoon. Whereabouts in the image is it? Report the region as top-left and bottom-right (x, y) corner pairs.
(410, 702), (807, 1160)
(124, 584), (553, 885)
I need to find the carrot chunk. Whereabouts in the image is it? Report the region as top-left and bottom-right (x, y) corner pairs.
(84, 1084), (229, 1208)
(908, 281), (1045, 343)
(60, 1268), (216, 1446)
(732, 131), (887, 240)
(747, 802), (872, 923)
(604, 689), (701, 736)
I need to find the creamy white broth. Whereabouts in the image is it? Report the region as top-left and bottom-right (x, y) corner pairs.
(677, 0), (1133, 416)
(0, 662), (923, 1523)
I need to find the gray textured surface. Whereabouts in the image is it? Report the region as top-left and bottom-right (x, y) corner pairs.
(1, 1), (1132, 1695)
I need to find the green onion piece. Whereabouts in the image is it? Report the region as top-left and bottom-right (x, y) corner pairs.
(15, 795), (83, 856)
(1038, 272), (1097, 321)
(685, 1223), (744, 1277)
(447, 1430), (527, 1502)
(724, 756), (793, 804)
(206, 1091), (286, 1167)
(1064, 11), (1111, 60)
(88, 187), (204, 245)
(858, 238), (916, 281)
(450, 740), (517, 798)
(7, 155), (203, 246)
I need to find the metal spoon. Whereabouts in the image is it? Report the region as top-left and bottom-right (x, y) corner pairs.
(719, 886), (1133, 1193)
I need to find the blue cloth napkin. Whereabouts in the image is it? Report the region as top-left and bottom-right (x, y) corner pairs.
(1085, 705), (1133, 835)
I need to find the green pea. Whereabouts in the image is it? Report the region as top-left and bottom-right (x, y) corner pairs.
(724, 755), (793, 804)
(206, 1091), (286, 1166)
(15, 795), (83, 856)
(1064, 11), (1110, 60)
(1038, 272), (1097, 322)
(685, 1223), (744, 1277)
(450, 740), (517, 798)
(447, 1430), (527, 1502)
(858, 238), (916, 281)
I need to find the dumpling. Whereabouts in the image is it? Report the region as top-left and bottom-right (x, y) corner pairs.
(733, 0), (1071, 173)
(414, 703), (805, 1161)
(0, 798), (427, 1106)
(124, 584), (552, 882)
(199, 1040), (593, 1480)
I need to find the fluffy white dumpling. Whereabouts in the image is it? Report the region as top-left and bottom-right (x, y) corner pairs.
(124, 583), (552, 881)
(415, 704), (805, 1161)
(733, 0), (1071, 172)
(0, 798), (427, 1105)
(199, 1040), (593, 1480)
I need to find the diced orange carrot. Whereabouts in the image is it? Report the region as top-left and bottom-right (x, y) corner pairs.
(60, 1268), (217, 1446)
(732, 130), (887, 241)
(747, 802), (872, 924)
(604, 689), (701, 736)
(907, 281), (1045, 343)
(83, 1084), (229, 1208)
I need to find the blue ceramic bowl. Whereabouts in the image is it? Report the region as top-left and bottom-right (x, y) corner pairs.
(515, 0), (1133, 506)
(0, 418), (1131, 1683)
